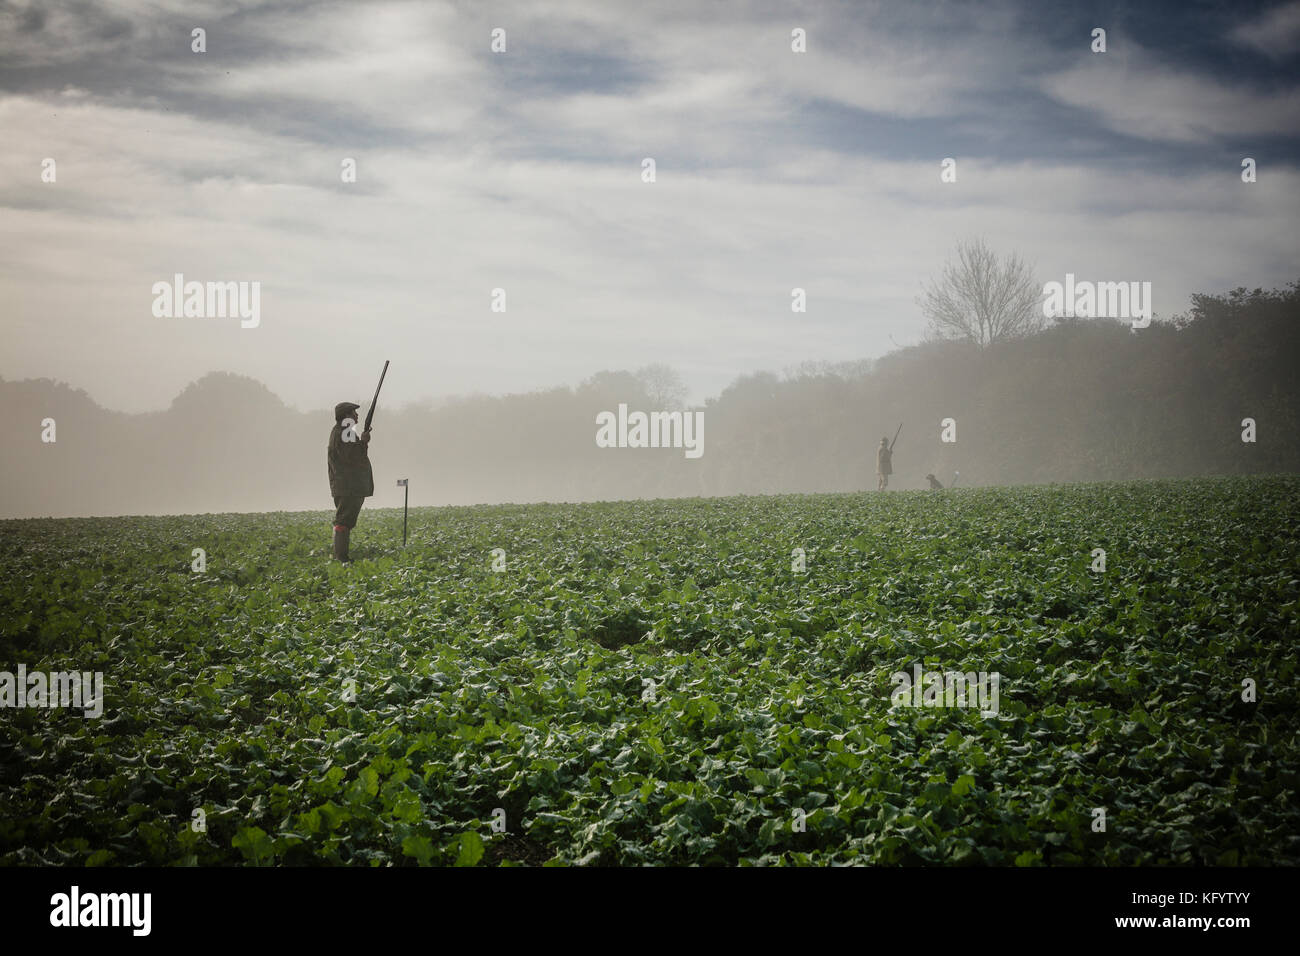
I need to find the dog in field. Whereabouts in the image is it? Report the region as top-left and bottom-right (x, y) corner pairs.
(925, 473), (944, 490)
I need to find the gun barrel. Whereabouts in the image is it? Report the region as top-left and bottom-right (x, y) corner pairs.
(364, 360), (389, 431)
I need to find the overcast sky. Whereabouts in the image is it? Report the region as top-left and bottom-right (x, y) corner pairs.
(2, 0), (1298, 413)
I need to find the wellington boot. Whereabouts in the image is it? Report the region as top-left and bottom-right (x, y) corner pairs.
(332, 525), (352, 562)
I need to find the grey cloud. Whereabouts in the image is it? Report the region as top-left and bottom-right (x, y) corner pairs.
(1230, 1), (1300, 59)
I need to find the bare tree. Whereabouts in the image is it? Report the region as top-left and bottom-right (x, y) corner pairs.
(917, 238), (1043, 347)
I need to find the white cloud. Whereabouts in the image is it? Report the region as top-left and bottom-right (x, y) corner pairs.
(1040, 45), (1300, 143)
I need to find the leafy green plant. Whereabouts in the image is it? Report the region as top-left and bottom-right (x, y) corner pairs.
(1, 476), (1296, 865)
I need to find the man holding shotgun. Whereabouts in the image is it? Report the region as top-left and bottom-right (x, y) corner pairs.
(327, 361), (388, 562)
(877, 423), (901, 491)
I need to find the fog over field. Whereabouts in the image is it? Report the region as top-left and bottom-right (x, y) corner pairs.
(2, 0), (1298, 520)
(4, 281), (1299, 518)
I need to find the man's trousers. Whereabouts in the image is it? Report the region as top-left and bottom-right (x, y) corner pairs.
(333, 496), (364, 529)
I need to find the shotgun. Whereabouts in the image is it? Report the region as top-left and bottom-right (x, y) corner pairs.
(890, 422), (902, 452)
(364, 361), (389, 433)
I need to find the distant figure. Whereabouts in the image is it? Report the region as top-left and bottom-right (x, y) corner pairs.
(328, 401), (374, 562)
(876, 437), (893, 490)
(925, 473), (944, 490)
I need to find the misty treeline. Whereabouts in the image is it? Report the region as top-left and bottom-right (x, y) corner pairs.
(5, 282), (1297, 519)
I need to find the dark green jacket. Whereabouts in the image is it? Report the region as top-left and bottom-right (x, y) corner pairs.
(876, 445), (893, 475)
(328, 423), (374, 497)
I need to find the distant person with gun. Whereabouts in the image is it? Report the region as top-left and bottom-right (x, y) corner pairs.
(328, 362), (387, 562)
(877, 424), (901, 490)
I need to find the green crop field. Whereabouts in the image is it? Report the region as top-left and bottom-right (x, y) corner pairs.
(1, 476), (1297, 866)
